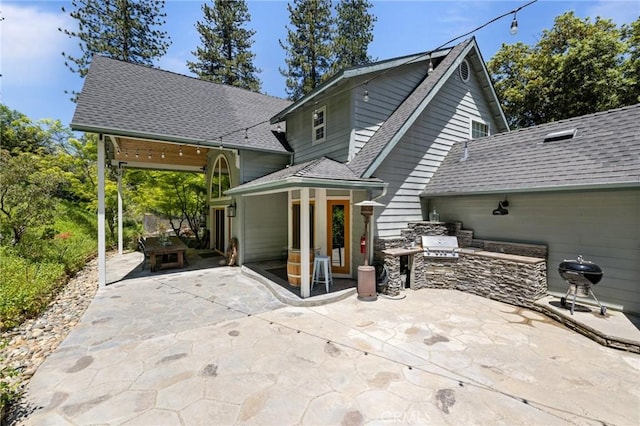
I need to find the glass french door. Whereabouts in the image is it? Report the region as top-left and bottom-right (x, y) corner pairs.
(213, 207), (226, 253)
(327, 200), (350, 275)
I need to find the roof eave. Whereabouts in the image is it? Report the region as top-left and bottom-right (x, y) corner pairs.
(269, 49), (452, 124)
(421, 182), (640, 197)
(70, 123), (290, 155)
(227, 177), (387, 196)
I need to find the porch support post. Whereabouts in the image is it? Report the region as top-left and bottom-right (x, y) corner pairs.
(315, 189), (327, 255)
(117, 165), (123, 255)
(287, 190), (292, 250)
(300, 188), (311, 298)
(97, 135), (107, 287)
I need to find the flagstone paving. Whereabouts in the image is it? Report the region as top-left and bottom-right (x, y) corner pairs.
(20, 260), (640, 425)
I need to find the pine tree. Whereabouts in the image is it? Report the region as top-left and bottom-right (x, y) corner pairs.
(187, 0), (261, 92)
(279, 0), (334, 100)
(332, 0), (376, 74)
(60, 0), (171, 89)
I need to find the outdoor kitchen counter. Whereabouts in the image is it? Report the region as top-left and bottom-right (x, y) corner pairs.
(381, 247), (423, 257)
(458, 248), (545, 264)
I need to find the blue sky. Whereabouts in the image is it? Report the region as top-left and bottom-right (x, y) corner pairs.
(1, 0), (638, 127)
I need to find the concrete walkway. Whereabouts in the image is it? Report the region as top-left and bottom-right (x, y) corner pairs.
(21, 253), (640, 425)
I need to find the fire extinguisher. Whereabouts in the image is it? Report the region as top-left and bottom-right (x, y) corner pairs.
(360, 235), (367, 254)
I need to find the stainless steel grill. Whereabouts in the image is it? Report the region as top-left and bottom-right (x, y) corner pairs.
(422, 236), (460, 259)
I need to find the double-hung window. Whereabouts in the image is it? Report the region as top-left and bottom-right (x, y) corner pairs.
(471, 119), (489, 139)
(312, 106), (326, 143)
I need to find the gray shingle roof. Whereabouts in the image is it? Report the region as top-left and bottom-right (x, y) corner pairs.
(227, 157), (384, 195)
(423, 104), (640, 195)
(347, 38), (499, 178)
(71, 56), (292, 153)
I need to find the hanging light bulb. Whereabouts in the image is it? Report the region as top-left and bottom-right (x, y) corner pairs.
(510, 13), (518, 35)
(363, 89), (369, 103)
(135, 149), (139, 159)
(196, 144), (201, 154)
(276, 124), (282, 133)
(313, 109), (318, 120)
(147, 149), (152, 159)
(161, 149), (165, 159)
(125, 149), (129, 157)
(428, 55), (434, 75)
(244, 128), (248, 142)
(179, 147), (183, 156)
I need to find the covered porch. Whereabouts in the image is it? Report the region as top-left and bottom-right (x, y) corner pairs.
(227, 157), (387, 299)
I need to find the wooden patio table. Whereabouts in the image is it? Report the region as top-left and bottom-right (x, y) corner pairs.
(144, 236), (188, 272)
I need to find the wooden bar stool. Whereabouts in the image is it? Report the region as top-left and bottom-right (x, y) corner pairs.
(312, 255), (332, 293)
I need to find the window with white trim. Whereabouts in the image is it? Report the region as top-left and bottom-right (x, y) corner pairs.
(471, 120), (489, 139)
(210, 155), (231, 200)
(312, 106), (326, 143)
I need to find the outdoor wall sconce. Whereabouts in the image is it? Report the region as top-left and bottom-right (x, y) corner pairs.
(492, 200), (509, 215)
(227, 200), (236, 218)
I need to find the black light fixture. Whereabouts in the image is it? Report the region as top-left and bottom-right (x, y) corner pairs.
(227, 200), (236, 218)
(492, 200), (509, 215)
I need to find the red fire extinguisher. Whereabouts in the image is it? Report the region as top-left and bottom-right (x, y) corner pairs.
(360, 235), (367, 254)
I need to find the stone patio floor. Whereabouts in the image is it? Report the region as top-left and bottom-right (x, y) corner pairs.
(19, 251), (640, 425)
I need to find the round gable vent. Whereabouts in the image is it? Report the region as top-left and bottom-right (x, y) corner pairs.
(459, 59), (470, 82)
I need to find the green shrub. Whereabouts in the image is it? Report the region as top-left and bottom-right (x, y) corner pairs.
(0, 247), (66, 330)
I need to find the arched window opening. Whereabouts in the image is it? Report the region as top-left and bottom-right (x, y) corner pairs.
(211, 155), (231, 200)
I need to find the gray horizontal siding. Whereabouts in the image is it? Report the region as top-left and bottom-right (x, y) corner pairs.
(287, 91), (352, 164)
(424, 189), (640, 314)
(243, 192), (288, 262)
(373, 56), (499, 238)
(240, 150), (290, 183)
(352, 62), (427, 157)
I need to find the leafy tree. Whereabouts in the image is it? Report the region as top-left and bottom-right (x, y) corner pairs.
(332, 0), (376, 74)
(0, 150), (63, 245)
(621, 19), (640, 106)
(280, 0), (334, 100)
(133, 171), (207, 247)
(187, 0), (261, 92)
(0, 105), (52, 154)
(488, 12), (640, 128)
(59, 0), (171, 97)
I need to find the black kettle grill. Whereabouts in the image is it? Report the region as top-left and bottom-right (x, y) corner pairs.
(558, 255), (606, 316)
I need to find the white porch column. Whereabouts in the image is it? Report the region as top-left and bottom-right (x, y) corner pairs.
(300, 188), (311, 298)
(117, 165), (123, 255)
(315, 188), (327, 255)
(287, 190), (293, 250)
(97, 135), (107, 287)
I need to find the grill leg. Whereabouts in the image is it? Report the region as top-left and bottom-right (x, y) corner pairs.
(588, 288), (607, 316)
(570, 292), (577, 315)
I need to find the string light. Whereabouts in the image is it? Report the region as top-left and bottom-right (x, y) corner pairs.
(363, 87), (369, 103)
(147, 149), (152, 159)
(427, 55), (434, 75)
(179, 147), (183, 156)
(125, 149), (128, 157)
(135, 149), (139, 159)
(196, 144), (201, 154)
(192, 0), (537, 149)
(161, 149), (165, 159)
(510, 13), (518, 35)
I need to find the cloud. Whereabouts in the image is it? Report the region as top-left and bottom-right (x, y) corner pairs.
(1, 3), (74, 85)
